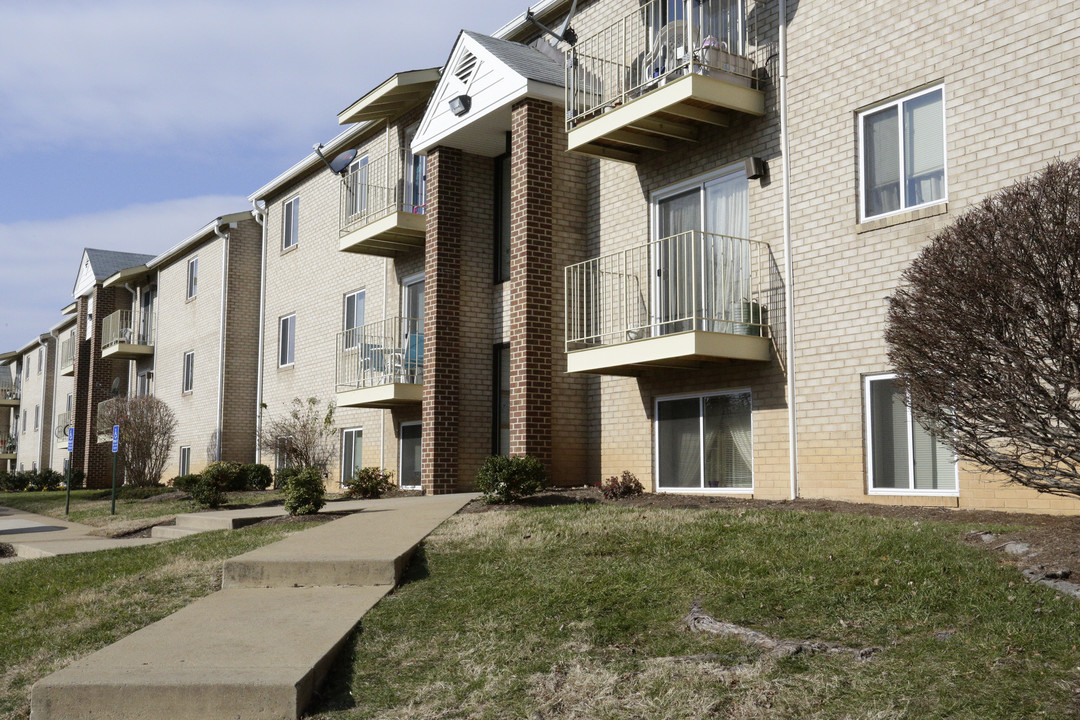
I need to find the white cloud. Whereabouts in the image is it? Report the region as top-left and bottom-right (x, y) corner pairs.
(0, 195), (248, 349)
(0, 0), (511, 154)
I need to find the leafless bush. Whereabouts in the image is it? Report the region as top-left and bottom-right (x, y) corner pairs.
(258, 397), (336, 472)
(96, 395), (177, 487)
(886, 158), (1080, 497)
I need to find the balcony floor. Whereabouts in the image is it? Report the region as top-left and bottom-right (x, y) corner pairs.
(567, 330), (770, 375)
(60, 365), (74, 377)
(101, 343), (154, 360)
(568, 72), (765, 163)
(339, 212), (426, 256)
(0, 398), (18, 408)
(336, 383), (423, 409)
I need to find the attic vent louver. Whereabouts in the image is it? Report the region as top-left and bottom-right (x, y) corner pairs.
(454, 52), (478, 84)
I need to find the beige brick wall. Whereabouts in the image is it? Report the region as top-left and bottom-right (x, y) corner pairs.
(14, 341), (55, 472)
(49, 356), (75, 472)
(786, 0), (1080, 513)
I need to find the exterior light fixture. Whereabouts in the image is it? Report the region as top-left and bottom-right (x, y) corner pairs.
(449, 95), (471, 117)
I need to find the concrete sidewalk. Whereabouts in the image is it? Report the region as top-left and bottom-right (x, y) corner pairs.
(30, 492), (478, 720)
(0, 505), (161, 559)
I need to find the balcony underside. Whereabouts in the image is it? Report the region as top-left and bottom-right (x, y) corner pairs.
(0, 453), (14, 460)
(101, 343), (154, 360)
(567, 330), (770, 376)
(0, 398), (18, 408)
(336, 383), (423, 409)
(568, 72), (765, 163)
(339, 212), (426, 256)
(60, 364), (74, 377)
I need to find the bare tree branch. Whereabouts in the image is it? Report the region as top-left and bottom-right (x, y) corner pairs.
(96, 396), (177, 487)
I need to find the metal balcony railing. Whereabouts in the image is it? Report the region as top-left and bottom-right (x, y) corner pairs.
(566, 0), (765, 129)
(0, 436), (14, 454)
(565, 231), (770, 350)
(336, 317), (424, 391)
(102, 308), (154, 350)
(0, 375), (19, 401)
(340, 149), (427, 236)
(60, 336), (75, 374)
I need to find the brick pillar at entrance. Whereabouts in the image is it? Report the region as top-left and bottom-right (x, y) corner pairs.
(81, 286), (129, 488)
(421, 146), (464, 495)
(508, 99), (554, 467)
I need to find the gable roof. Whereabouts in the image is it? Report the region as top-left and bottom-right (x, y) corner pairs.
(73, 248), (156, 297)
(462, 32), (564, 87)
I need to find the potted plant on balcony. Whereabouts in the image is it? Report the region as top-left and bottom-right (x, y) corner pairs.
(733, 298), (767, 336)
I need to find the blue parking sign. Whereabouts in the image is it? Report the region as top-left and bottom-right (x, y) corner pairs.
(67, 426), (74, 452)
(112, 425), (119, 453)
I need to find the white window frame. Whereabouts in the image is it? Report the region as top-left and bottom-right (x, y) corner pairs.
(341, 427), (363, 486)
(399, 421), (422, 489)
(279, 314), (296, 367)
(864, 373), (959, 496)
(858, 84), (948, 222)
(34, 405), (39, 431)
(654, 388), (754, 494)
(179, 446), (191, 476)
(22, 410), (27, 434)
(282, 196), (300, 250)
(182, 351), (195, 393)
(37, 348), (43, 374)
(186, 257), (199, 300)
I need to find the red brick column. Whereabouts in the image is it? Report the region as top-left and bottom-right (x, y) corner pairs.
(421, 146), (463, 494)
(71, 296), (91, 481)
(508, 99), (554, 467)
(81, 286), (129, 488)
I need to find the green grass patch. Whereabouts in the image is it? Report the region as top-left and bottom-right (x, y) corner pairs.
(310, 505), (1080, 719)
(0, 488), (284, 533)
(0, 520), (323, 720)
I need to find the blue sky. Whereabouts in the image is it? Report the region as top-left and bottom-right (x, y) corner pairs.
(0, 0), (522, 352)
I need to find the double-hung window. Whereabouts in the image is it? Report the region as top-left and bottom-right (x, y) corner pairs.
(186, 257), (198, 299)
(179, 446), (191, 476)
(341, 428), (363, 486)
(859, 85), (946, 221)
(182, 351), (195, 393)
(865, 374), (957, 494)
(279, 314), (296, 367)
(283, 196), (300, 250)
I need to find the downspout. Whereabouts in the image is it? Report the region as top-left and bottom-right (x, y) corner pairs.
(252, 200), (268, 464)
(381, 257), (389, 472)
(214, 219), (229, 463)
(36, 334), (49, 470)
(779, 0), (798, 500)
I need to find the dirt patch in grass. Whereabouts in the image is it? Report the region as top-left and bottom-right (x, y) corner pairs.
(464, 486), (1080, 584)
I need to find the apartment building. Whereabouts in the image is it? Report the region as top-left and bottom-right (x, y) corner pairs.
(49, 316), (77, 476)
(96, 214), (263, 479)
(250, 70), (439, 491)
(5, 333), (58, 473)
(0, 362), (19, 472)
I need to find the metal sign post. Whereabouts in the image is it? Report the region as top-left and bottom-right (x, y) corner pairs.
(65, 427), (74, 516)
(110, 425), (119, 515)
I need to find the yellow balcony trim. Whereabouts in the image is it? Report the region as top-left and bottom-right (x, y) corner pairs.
(566, 330), (770, 375)
(336, 383), (423, 409)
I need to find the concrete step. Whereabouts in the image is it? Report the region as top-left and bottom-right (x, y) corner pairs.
(174, 514), (242, 532)
(30, 586), (388, 720)
(150, 525), (203, 539)
(222, 493), (475, 589)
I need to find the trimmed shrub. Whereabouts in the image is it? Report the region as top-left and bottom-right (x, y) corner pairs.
(343, 467), (394, 499)
(32, 470), (64, 492)
(203, 461), (244, 492)
(284, 467), (326, 515)
(274, 466), (301, 491)
(189, 473), (227, 509)
(599, 470), (644, 500)
(475, 455), (548, 504)
(240, 463), (273, 491)
(171, 474), (202, 494)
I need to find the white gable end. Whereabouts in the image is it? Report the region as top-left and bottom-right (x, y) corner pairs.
(413, 33), (562, 157)
(72, 250), (97, 298)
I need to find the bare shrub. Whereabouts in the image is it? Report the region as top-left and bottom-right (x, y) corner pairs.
(886, 157), (1080, 497)
(96, 395), (177, 487)
(258, 397), (336, 472)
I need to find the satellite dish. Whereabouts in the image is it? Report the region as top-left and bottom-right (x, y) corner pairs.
(329, 148), (358, 174)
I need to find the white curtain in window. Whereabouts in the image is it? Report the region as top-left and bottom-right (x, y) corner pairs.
(656, 191), (700, 333)
(703, 172), (749, 331)
(704, 393), (752, 488)
(904, 89), (945, 207)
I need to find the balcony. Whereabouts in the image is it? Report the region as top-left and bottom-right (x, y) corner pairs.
(565, 0), (766, 162)
(60, 336), (75, 376)
(339, 149), (427, 256)
(564, 231), (772, 375)
(0, 376), (18, 407)
(55, 411), (72, 445)
(0, 436), (14, 459)
(101, 309), (154, 360)
(335, 317), (424, 408)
